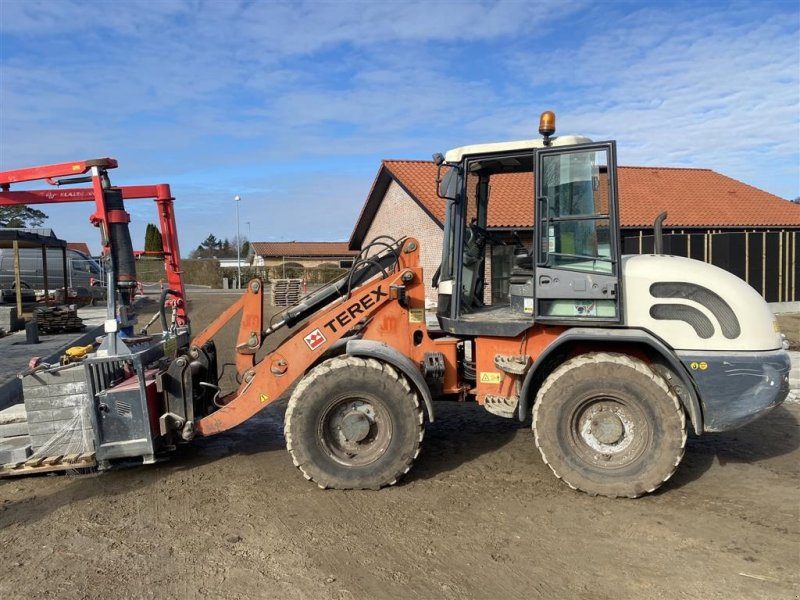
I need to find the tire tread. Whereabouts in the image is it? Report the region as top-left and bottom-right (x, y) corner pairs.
(285, 355), (423, 490)
(533, 352), (686, 498)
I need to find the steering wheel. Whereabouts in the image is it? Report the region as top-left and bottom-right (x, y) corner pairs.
(469, 223), (506, 247)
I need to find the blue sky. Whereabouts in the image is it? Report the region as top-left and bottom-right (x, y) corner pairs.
(1, 0), (798, 255)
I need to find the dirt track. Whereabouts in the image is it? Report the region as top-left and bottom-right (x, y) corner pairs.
(1, 292), (797, 600)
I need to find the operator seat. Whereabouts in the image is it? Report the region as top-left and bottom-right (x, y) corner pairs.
(509, 246), (533, 285)
(508, 244), (534, 314)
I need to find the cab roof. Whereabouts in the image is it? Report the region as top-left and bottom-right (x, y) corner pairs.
(444, 135), (592, 163)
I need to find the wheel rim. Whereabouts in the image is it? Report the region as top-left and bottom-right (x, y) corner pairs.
(319, 395), (392, 467)
(568, 395), (650, 470)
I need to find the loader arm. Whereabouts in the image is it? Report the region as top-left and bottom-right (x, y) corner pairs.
(195, 239), (423, 436)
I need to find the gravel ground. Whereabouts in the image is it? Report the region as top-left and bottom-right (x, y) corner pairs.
(0, 292), (797, 600)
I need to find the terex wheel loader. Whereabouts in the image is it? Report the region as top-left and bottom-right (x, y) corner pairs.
(0, 113), (790, 497)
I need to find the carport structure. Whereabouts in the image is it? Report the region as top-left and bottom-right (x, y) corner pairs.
(0, 229), (67, 315)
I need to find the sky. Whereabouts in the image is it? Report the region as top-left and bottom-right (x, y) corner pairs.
(1, 0), (798, 255)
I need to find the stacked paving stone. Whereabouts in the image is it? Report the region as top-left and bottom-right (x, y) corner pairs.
(22, 365), (94, 457)
(0, 436), (32, 464)
(32, 305), (85, 334)
(0, 306), (20, 332)
(272, 279), (302, 306)
(0, 404), (31, 464)
(0, 404), (28, 438)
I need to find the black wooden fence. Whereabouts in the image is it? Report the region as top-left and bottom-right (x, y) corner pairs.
(623, 230), (798, 302)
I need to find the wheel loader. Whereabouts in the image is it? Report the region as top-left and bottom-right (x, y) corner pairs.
(0, 113), (790, 497)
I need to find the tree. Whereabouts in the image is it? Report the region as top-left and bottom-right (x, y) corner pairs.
(143, 223), (163, 252)
(0, 206), (48, 228)
(202, 234), (220, 253)
(189, 233), (224, 258)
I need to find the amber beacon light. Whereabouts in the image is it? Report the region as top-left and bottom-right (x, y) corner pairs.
(539, 110), (556, 145)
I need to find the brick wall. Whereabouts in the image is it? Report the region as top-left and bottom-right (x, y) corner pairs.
(363, 180), (444, 303)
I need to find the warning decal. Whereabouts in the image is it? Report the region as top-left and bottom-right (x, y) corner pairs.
(479, 372), (502, 384)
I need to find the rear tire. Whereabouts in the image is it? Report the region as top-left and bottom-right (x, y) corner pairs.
(285, 356), (424, 490)
(533, 352), (686, 498)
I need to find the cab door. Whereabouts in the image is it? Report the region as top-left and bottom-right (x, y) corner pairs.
(533, 142), (622, 324)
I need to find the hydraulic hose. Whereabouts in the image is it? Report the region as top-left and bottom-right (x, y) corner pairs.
(159, 288), (181, 332)
(281, 244), (401, 328)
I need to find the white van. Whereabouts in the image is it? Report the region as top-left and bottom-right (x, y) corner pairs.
(0, 247), (104, 303)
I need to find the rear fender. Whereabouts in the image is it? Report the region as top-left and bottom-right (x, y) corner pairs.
(346, 339), (435, 423)
(518, 328), (703, 434)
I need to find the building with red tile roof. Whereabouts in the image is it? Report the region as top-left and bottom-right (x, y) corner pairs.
(350, 160), (799, 302)
(250, 241), (358, 279)
(250, 241), (356, 258)
(351, 160), (799, 240)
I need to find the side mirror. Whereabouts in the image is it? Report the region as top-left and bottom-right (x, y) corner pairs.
(436, 165), (459, 200)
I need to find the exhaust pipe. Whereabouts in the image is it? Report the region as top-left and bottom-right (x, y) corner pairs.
(653, 211), (668, 254)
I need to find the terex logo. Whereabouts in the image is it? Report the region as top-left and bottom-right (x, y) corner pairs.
(304, 328), (327, 350)
(324, 286), (388, 334)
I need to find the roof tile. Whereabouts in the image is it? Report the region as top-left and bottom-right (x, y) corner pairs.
(381, 160), (800, 228)
(251, 241), (357, 257)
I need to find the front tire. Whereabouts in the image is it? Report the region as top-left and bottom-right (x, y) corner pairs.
(285, 356), (424, 490)
(533, 352), (686, 498)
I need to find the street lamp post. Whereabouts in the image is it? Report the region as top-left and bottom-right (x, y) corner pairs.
(234, 195), (241, 289)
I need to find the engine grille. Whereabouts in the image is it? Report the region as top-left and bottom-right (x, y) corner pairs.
(649, 282), (741, 339)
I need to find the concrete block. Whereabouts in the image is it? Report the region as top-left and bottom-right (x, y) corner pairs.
(24, 393), (89, 410)
(29, 430), (93, 445)
(29, 435), (94, 456)
(23, 366), (87, 387)
(25, 406), (91, 424)
(21, 369), (94, 456)
(27, 419), (92, 437)
(0, 403), (27, 425)
(0, 306), (19, 332)
(0, 436), (32, 464)
(30, 429), (94, 446)
(0, 420), (29, 438)
(23, 382), (87, 399)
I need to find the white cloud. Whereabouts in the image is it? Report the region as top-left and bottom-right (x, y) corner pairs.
(505, 6), (799, 195)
